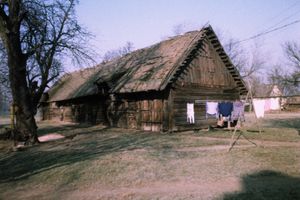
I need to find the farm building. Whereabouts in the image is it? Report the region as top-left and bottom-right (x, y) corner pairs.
(252, 84), (284, 111)
(253, 84), (283, 98)
(285, 95), (300, 111)
(40, 25), (247, 132)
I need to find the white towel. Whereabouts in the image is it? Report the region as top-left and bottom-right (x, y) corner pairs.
(187, 103), (195, 123)
(206, 102), (218, 116)
(253, 99), (265, 118)
(270, 97), (280, 110)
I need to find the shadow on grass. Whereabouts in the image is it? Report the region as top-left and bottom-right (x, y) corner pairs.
(221, 170), (300, 200)
(0, 125), (171, 183)
(264, 117), (300, 129)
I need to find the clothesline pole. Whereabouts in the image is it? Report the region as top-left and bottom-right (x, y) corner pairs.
(228, 118), (258, 152)
(252, 98), (265, 148)
(258, 119), (264, 147)
(228, 122), (239, 152)
(228, 86), (259, 152)
(247, 81), (265, 147)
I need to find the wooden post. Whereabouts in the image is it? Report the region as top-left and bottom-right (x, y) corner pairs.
(168, 90), (174, 132)
(258, 119), (264, 147)
(162, 99), (169, 131)
(228, 117), (257, 152)
(228, 125), (239, 152)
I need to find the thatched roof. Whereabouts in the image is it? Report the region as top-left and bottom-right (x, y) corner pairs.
(47, 67), (101, 102)
(46, 25), (247, 102)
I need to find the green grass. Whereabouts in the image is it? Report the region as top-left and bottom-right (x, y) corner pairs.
(195, 127), (300, 142)
(0, 114), (300, 199)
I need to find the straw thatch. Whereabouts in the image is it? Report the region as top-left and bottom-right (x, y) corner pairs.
(46, 67), (101, 102)
(46, 25), (247, 103)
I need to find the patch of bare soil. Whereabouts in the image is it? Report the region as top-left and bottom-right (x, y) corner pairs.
(38, 133), (65, 142)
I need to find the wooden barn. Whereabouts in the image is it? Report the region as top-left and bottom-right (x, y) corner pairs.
(41, 26), (247, 132)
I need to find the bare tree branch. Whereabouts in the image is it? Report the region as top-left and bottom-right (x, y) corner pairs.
(283, 41), (300, 69)
(102, 41), (134, 63)
(223, 37), (265, 80)
(267, 64), (300, 95)
(267, 41), (300, 96)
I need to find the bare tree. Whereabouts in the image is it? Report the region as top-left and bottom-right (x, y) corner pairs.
(223, 38), (265, 79)
(102, 41), (134, 63)
(223, 38), (247, 73)
(220, 37), (267, 98)
(268, 65), (299, 95)
(283, 41), (300, 85)
(172, 23), (188, 36)
(267, 41), (300, 96)
(284, 41), (300, 69)
(0, 0), (94, 145)
(248, 74), (265, 97)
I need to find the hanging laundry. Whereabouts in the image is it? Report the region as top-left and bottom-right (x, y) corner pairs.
(253, 99), (265, 118)
(270, 97), (280, 110)
(206, 101), (219, 118)
(218, 102), (233, 117)
(187, 103), (195, 124)
(231, 100), (245, 122)
(264, 99), (271, 111)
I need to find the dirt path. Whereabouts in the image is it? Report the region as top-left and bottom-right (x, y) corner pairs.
(65, 137), (300, 200)
(64, 177), (241, 200)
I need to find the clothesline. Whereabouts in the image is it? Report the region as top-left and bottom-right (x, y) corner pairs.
(187, 98), (281, 124)
(205, 101), (245, 120)
(252, 98), (281, 119)
(187, 100), (246, 125)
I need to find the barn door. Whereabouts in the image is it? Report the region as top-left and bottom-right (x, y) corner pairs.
(140, 99), (163, 131)
(127, 101), (138, 129)
(152, 99), (163, 131)
(141, 100), (152, 131)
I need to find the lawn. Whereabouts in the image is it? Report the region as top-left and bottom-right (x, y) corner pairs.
(0, 113), (300, 200)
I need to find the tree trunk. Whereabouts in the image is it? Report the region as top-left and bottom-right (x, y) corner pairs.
(7, 34), (39, 145)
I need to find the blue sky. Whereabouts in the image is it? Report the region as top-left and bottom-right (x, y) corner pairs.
(75, 0), (300, 70)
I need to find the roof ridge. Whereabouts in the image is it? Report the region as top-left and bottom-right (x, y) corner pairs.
(46, 25), (247, 101)
(159, 28), (208, 90)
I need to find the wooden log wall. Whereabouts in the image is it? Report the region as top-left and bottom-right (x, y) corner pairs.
(113, 98), (164, 132)
(48, 102), (61, 121)
(68, 102), (105, 124)
(285, 96), (300, 111)
(41, 95), (106, 125)
(170, 38), (240, 131)
(40, 103), (51, 121)
(41, 37), (243, 132)
(42, 93), (166, 132)
(172, 87), (239, 130)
